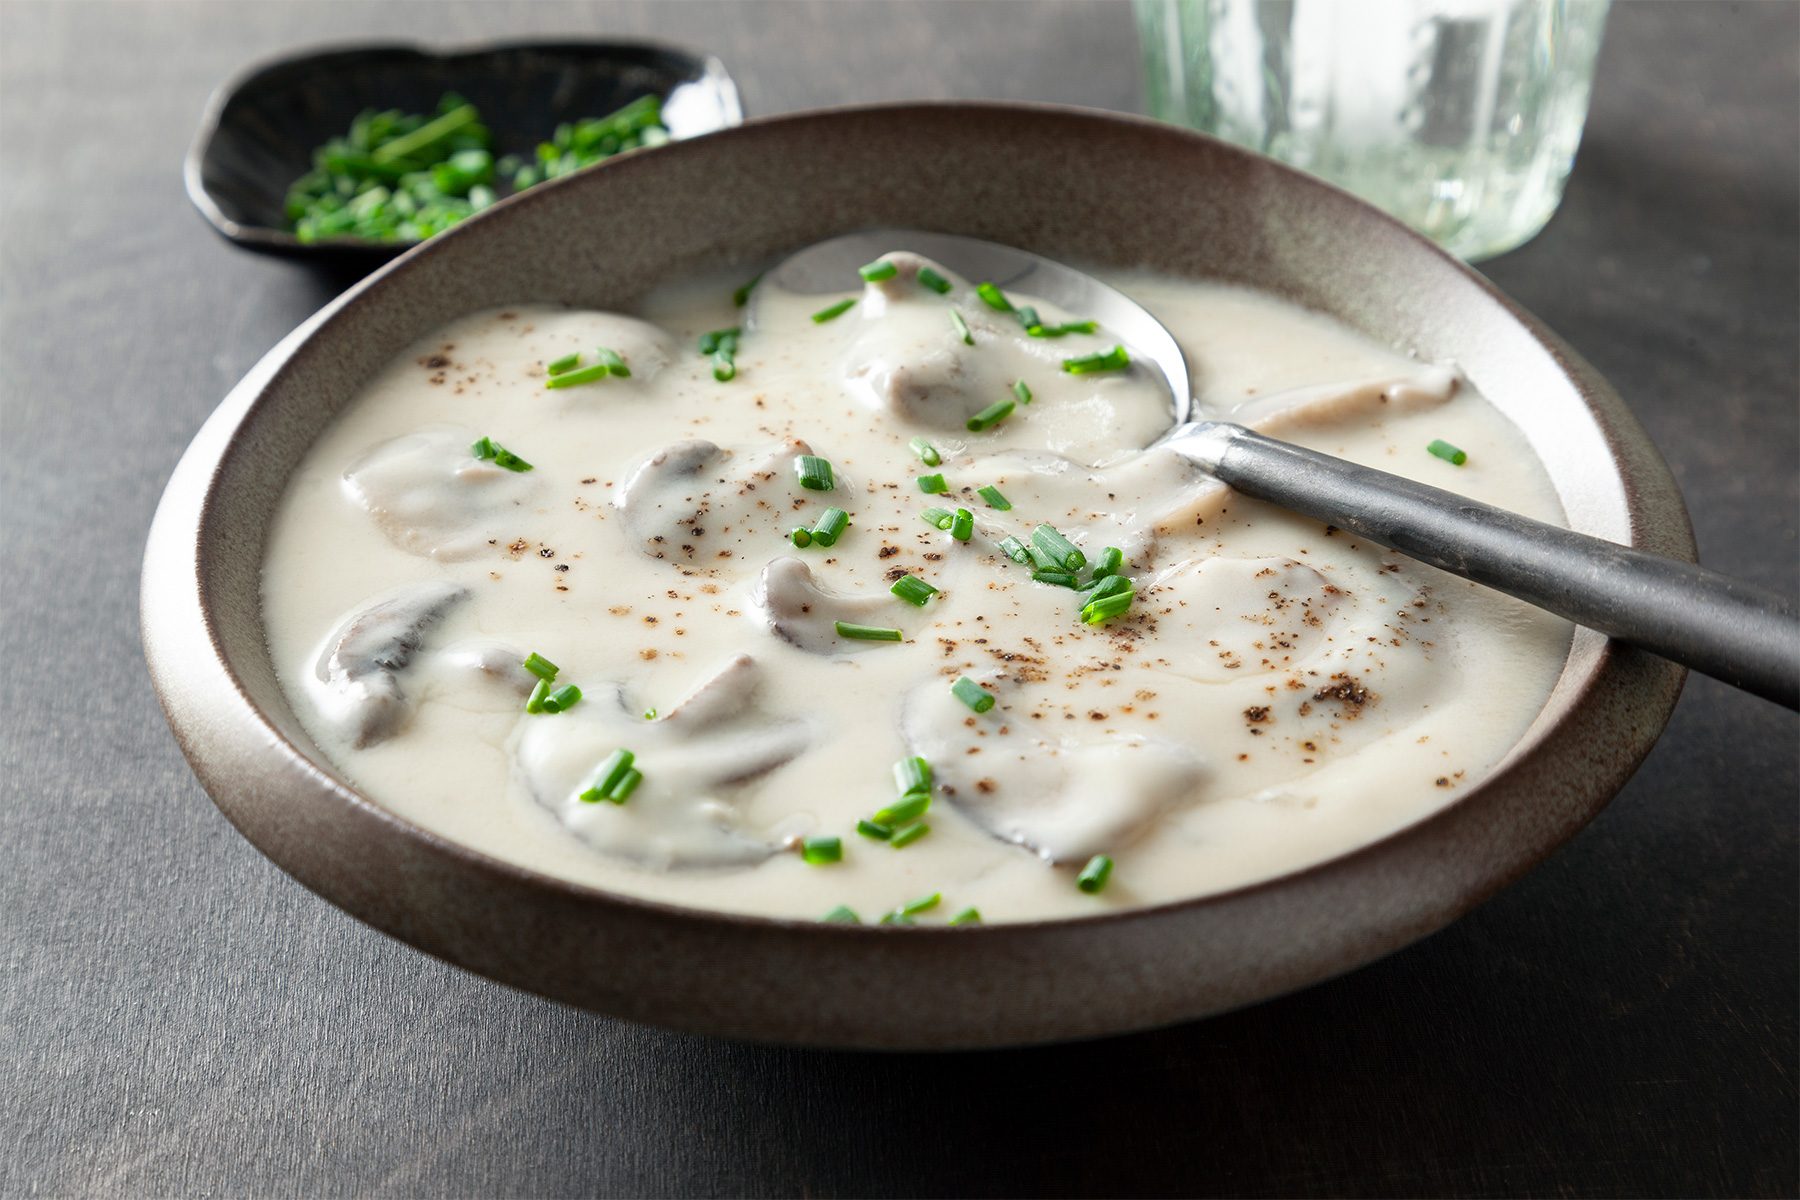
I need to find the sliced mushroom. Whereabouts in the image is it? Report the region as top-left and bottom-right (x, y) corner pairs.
(900, 671), (1206, 864)
(613, 438), (822, 571)
(1145, 557), (1349, 684)
(749, 557), (922, 654)
(1221, 367), (1459, 435)
(342, 428), (537, 561)
(312, 582), (468, 748)
(511, 654), (811, 869)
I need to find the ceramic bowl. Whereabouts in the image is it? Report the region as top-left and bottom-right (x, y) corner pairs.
(184, 39), (742, 265)
(143, 103), (1690, 1049)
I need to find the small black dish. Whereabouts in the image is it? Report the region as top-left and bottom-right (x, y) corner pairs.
(185, 40), (741, 266)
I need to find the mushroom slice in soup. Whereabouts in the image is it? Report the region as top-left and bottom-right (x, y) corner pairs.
(342, 427), (538, 561)
(749, 557), (924, 655)
(311, 581), (468, 749)
(614, 437), (824, 571)
(534, 312), (678, 389)
(901, 671), (1206, 864)
(511, 655), (809, 869)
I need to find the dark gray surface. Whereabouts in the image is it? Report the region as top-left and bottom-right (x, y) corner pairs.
(2, 1), (1794, 1195)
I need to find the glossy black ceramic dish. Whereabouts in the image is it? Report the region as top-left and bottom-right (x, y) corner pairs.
(184, 39), (741, 265)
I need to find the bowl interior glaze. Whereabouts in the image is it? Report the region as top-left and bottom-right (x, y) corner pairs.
(144, 103), (1689, 1049)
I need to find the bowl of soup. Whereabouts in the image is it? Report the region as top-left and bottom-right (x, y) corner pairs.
(142, 102), (1689, 1048)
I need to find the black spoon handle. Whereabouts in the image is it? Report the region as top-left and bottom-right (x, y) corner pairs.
(1169, 423), (1800, 709)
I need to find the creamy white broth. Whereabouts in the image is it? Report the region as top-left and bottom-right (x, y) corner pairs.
(261, 258), (1571, 922)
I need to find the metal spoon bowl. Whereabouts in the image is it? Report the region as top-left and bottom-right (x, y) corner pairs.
(771, 229), (1800, 708)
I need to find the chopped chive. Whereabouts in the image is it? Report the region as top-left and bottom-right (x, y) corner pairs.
(546, 351), (582, 376)
(471, 436), (498, 460)
(607, 767), (642, 804)
(1024, 541), (1060, 572)
(874, 792), (930, 827)
(525, 677), (552, 714)
(811, 507), (849, 546)
(643, 708), (657, 720)
(545, 363), (610, 389)
(795, 454), (835, 491)
(790, 527), (813, 549)
(952, 675), (994, 713)
(1083, 573), (1132, 604)
(1091, 546), (1124, 580)
(977, 484), (1011, 510)
(522, 652), (559, 681)
(711, 351), (737, 382)
(578, 748), (635, 802)
(836, 621), (902, 642)
(856, 819), (894, 841)
(879, 911), (916, 925)
(1081, 585), (1135, 624)
(916, 266), (952, 294)
(948, 508), (974, 542)
(901, 892), (941, 916)
(472, 437), (532, 472)
(1031, 524), (1085, 572)
(1012, 379), (1033, 405)
(998, 535), (1032, 564)
(801, 836), (843, 865)
(908, 436), (941, 467)
(921, 506), (955, 530)
(1428, 438), (1468, 465)
(893, 756), (932, 794)
(1014, 305), (1041, 330)
(369, 102), (478, 165)
(949, 907), (982, 926)
(890, 575), (939, 606)
(975, 281), (1013, 311)
(858, 259), (898, 282)
(698, 327), (739, 355)
(1062, 344), (1131, 374)
(541, 683), (583, 713)
(889, 820), (930, 848)
(1076, 854), (1114, 894)
(917, 473), (949, 494)
(812, 297), (856, 323)
(732, 273), (763, 307)
(1032, 569), (1079, 588)
(1027, 320), (1098, 338)
(822, 904), (861, 923)
(595, 347), (629, 377)
(703, 328), (740, 382)
(949, 309), (974, 345)
(966, 399), (1015, 432)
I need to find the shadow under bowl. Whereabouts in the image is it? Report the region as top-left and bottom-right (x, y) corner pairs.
(144, 102), (1690, 1049)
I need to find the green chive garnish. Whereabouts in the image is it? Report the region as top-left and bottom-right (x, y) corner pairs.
(522, 652), (559, 681)
(1091, 546), (1124, 580)
(949, 309), (974, 345)
(546, 351), (581, 376)
(541, 683), (583, 713)
(977, 484), (1011, 510)
(893, 756), (932, 794)
(916, 266), (952, 295)
(948, 508), (974, 542)
(998, 535), (1032, 564)
(1015, 305), (1041, 331)
(1032, 570), (1079, 588)
(952, 676), (994, 713)
(949, 907), (982, 926)
(909, 437), (941, 467)
(812, 297), (856, 324)
(525, 677), (552, 714)
(472, 437), (532, 472)
(369, 102), (478, 165)
(857, 819), (894, 841)
(1012, 379), (1032, 404)
(802, 836), (843, 865)
(874, 792), (930, 827)
(890, 575), (939, 606)
(1083, 573), (1132, 604)
(1062, 344), (1130, 374)
(545, 363), (609, 389)
(858, 259), (898, 282)
(595, 347), (629, 377)
(795, 454), (835, 491)
(1081, 585), (1135, 624)
(1076, 854), (1114, 894)
(920, 506), (954, 530)
(712, 352), (737, 382)
(608, 768), (642, 803)
(836, 621), (902, 642)
(966, 399), (1014, 432)
(732, 273), (762, 307)
(791, 527), (813, 548)
(1428, 438), (1468, 465)
(811, 507), (849, 546)
(578, 749), (635, 802)
(698, 327), (738, 354)
(822, 904), (861, 923)
(889, 820), (930, 848)
(1031, 524), (1084, 572)
(702, 328), (740, 382)
(879, 911), (916, 925)
(901, 892), (941, 916)
(1024, 541), (1060, 572)
(975, 281), (1013, 312)
(1027, 320), (1098, 338)
(917, 473), (949, 494)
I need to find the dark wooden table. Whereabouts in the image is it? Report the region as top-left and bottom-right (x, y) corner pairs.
(4, 2), (1794, 1195)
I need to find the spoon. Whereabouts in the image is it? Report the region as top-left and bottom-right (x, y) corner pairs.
(772, 230), (1800, 709)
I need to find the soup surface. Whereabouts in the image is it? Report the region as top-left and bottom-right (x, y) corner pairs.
(262, 255), (1572, 923)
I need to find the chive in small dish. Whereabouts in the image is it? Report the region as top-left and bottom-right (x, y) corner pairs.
(185, 40), (741, 265)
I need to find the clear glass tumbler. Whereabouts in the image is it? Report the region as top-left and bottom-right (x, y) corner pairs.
(1136, 0), (1611, 261)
